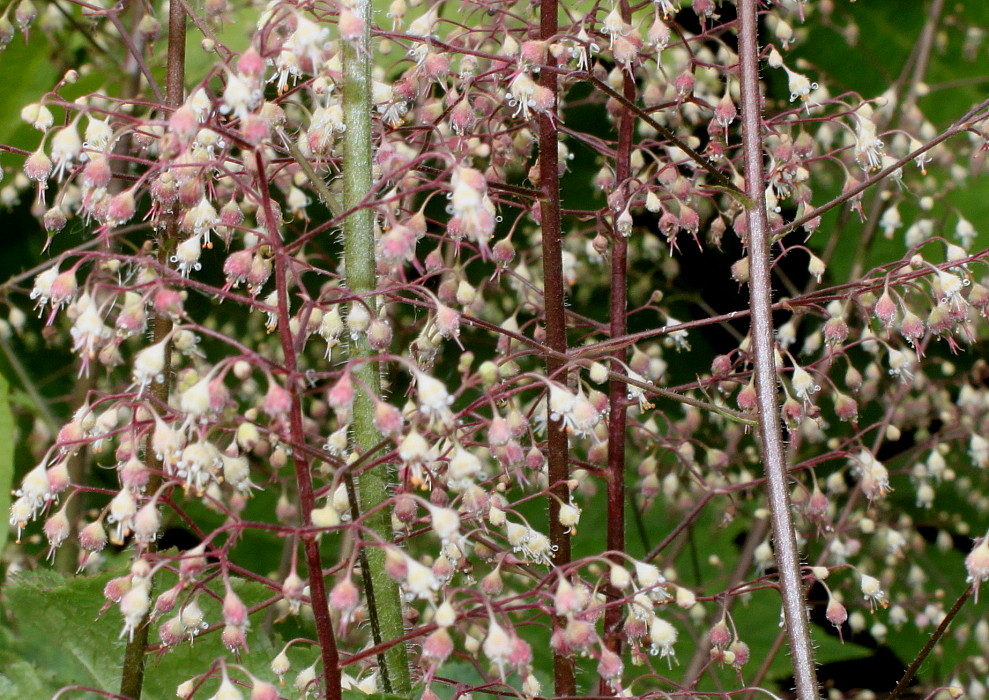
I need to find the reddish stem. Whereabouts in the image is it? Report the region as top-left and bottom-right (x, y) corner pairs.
(538, 0), (574, 695)
(737, 2), (819, 698)
(258, 151), (343, 700)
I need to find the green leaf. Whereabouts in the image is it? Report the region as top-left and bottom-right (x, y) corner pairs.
(0, 369), (14, 558)
(0, 568), (280, 697)
(0, 39), (60, 151)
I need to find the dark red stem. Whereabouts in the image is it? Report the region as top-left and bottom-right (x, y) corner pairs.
(538, 0), (574, 695)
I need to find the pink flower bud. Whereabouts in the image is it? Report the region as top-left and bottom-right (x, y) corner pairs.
(710, 619), (731, 648)
(384, 547), (408, 580)
(154, 585), (181, 615)
(43, 508), (70, 550)
(179, 544), (207, 579)
(373, 400), (403, 436)
(327, 372), (354, 413)
(238, 46), (265, 78)
(823, 316), (849, 345)
(729, 639), (750, 667)
(223, 588), (248, 627)
(874, 290), (897, 326)
(329, 577), (359, 613)
(480, 568), (504, 596)
(263, 381), (292, 417)
(736, 382), (757, 412)
(222, 624), (248, 653)
(85, 155), (114, 190)
(598, 647), (623, 684)
(250, 679), (279, 700)
(159, 616), (184, 646)
(423, 627), (454, 664)
(133, 501), (161, 544)
(107, 189), (137, 226)
(833, 392), (858, 422)
(79, 520), (108, 552)
(24, 148), (52, 182)
(46, 459), (71, 494)
(674, 71), (695, 97)
(367, 318), (393, 350)
(169, 105), (198, 141)
(826, 598), (847, 627)
(711, 354), (732, 377)
(715, 92), (737, 128)
(154, 288), (184, 318)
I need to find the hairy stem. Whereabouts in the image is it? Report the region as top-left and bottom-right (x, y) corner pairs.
(342, 3), (412, 695)
(118, 0), (185, 693)
(538, 0), (574, 695)
(737, 2), (820, 699)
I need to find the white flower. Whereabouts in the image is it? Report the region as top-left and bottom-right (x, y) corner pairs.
(860, 573), (888, 610)
(648, 617), (678, 665)
(415, 371), (453, 419)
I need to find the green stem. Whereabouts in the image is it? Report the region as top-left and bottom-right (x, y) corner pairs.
(341, 3), (411, 695)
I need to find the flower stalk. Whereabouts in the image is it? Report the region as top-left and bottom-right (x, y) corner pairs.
(737, 2), (819, 698)
(342, 1), (411, 694)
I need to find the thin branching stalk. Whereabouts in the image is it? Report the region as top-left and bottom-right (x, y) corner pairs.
(737, 2), (820, 699)
(342, 2), (412, 695)
(538, 0), (574, 695)
(888, 587), (971, 700)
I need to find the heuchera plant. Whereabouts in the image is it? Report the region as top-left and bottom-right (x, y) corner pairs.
(3, 0), (989, 699)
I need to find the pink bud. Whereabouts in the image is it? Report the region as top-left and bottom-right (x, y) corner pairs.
(710, 619), (731, 648)
(329, 577), (359, 613)
(327, 373), (354, 413)
(736, 383), (757, 412)
(715, 92), (737, 128)
(373, 400), (403, 436)
(337, 7), (364, 41)
(263, 381), (292, 417)
(154, 288), (184, 318)
(169, 105), (198, 141)
(107, 189), (137, 225)
(159, 616), (184, 646)
(367, 318), (392, 350)
(238, 46), (265, 78)
(222, 624), (249, 653)
(104, 575), (132, 603)
(564, 618), (597, 651)
(874, 290), (897, 326)
(24, 148), (52, 182)
(674, 71), (695, 97)
(599, 647), (623, 683)
(729, 639), (750, 667)
(480, 568), (504, 596)
(223, 589), (249, 627)
(46, 459), (71, 494)
(823, 317), (849, 345)
(711, 354), (732, 377)
(82, 154), (112, 189)
(79, 520), (108, 552)
(250, 679), (279, 700)
(154, 585), (181, 615)
(422, 627), (454, 663)
(509, 636), (532, 667)
(826, 598), (847, 627)
(488, 417), (511, 446)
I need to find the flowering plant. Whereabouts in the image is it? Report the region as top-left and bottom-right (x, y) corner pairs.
(2, 1), (989, 699)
